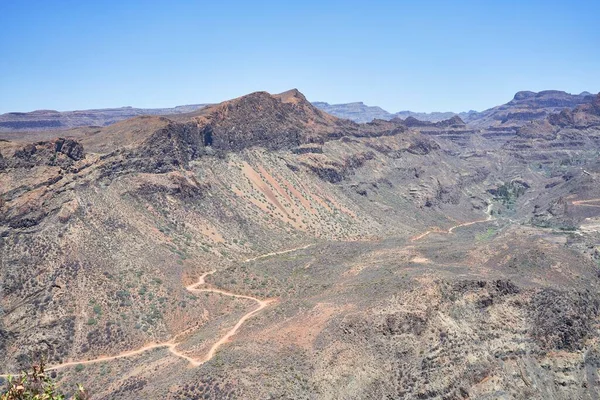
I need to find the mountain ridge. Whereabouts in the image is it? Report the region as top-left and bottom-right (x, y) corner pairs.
(2, 89), (596, 134)
(314, 90), (597, 127)
(0, 104), (209, 131)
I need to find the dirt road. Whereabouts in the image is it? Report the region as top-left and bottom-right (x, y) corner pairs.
(411, 204), (494, 242)
(1, 269), (274, 375)
(4, 227), (505, 374)
(572, 198), (600, 208)
(243, 243), (314, 263)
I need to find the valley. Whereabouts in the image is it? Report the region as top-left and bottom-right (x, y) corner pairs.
(2, 89), (600, 399)
(1, 212), (498, 376)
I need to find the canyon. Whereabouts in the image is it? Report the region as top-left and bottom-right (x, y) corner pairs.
(2, 89), (600, 399)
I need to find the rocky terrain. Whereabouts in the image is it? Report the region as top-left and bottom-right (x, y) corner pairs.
(2, 89), (600, 399)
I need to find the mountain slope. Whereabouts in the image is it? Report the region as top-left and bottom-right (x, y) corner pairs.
(2, 89), (600, 400)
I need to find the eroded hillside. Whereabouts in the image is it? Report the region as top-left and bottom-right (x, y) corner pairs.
(2, 90), (600, 399)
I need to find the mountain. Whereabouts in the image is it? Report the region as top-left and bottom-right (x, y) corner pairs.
(465, 90), (595, 128)
(504, 93), (600, 167)
(0, 104), (209, 131)
(0, 100), (463, 131)
(547, 92), (600, 127)
(312, 101), (470, 123)
(2, 89), (600, 399)
(2, 90), (592, 134)
(313, 91), (596, 128)
(394, 110), (468, 122)
(312, 101), (393, 123)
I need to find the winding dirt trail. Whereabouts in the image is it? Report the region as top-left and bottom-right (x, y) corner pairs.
(185, 271), (274, 364)
(6, 234), (497, 375)
(0, 218), (498, 376)
(2, 245), (314, 375)
(411, 204), (494, 242)
(2, 266), (277, 376)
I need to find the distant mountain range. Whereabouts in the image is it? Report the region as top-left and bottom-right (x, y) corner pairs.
(311, 102), (394, 123)
(313, 90), (595, 127)
(0, 90), (596, 133)
(0, 104), (208, 131)
(312, 101), (472, 123)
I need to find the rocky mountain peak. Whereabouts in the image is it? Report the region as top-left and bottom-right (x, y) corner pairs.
(186, 89), (354, 152)
(273, 88), (308, 104)
(513, 91), (536, 101)
(402, 116), (422, 126)
(446, 115), (466, 125)
(70, 89), (361, 176)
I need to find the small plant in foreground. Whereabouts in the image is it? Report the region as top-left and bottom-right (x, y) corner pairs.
(1, 360), (89, 400)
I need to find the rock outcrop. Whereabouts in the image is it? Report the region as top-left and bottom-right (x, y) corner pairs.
(5, 138), (85, 169)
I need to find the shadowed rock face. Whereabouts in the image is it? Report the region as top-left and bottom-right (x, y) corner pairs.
(54, 138), (84, 161)
(7, 138), (85, 169)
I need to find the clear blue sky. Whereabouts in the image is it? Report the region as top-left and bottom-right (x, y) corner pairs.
(1, 0), (598, 114)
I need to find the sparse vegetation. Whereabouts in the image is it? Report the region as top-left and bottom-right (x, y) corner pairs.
(2, 88), (600, 399)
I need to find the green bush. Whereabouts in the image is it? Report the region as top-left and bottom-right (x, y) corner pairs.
(1, 361), (88, 400)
